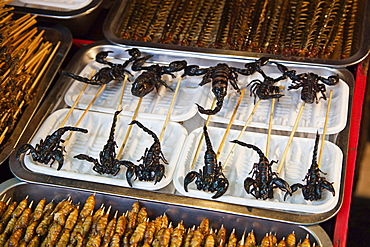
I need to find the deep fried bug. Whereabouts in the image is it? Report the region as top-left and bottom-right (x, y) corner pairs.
(182, 57), (269, 115)
(16, 126), (88, 170)
(231, 140), (292, 200)
(122, 120), (167, 187)
(184, 126), (229, 199)
(74, 110), (123, 176)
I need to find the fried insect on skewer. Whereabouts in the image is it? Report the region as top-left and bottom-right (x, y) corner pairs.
(110, 233), (121, 247)
(137, 206), (148, 225)
(199, 218), (210, 236)
(205, 228), (216, 247)
(54, 201), (74, 226)
(114, 212), (127, 238)
(143, 220), (156, 245)
(5, 227), (23, 247)
(0, 194), (7, 217)
(65, 204), (79, 231)
(42, 221), (63, 246)
(301, 234), (311, 247)
(216, 224), (227, 247)
(55, 229), (71, 247)
(95, 206), (111, 237)
(89, 205), (105, 237)
(260, 232), (271, 247)
(80, 194), (95, 219)
(183, 226), (195, 247)
(159, 223), (173, 247)
(0, 200), (15, 234)
(86, 233), (102, 247)
(35, 212), (54, 237)
(237, 231), (245, 247)
(190, 227), (204, 246)
(277, 237), (287, 247)
(24, 220), (38, 242)
(246, 230), (256, 247)
(286, 231), (296, 247)
(227, 229), (238, 247)
(101, 210), (117, 247)
(30, 198), (46, 223)
(12, 201), (33, 233)
(169, 220), (185, 247)
(130, 218), (148, 246)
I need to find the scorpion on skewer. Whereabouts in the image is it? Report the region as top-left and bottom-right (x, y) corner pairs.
(62, 48), (141, 85)
(230, 140), (292, 200)
(274, 62), (339, 104)
(74, 110), (123, 176)
(121, 120), (167, 187)
(184, 125), (229, 199)
(182, 57), (269, 115)
(16, 126), (88, 170)
(285, 132), (335, 201)
(130, 50), (187, 97)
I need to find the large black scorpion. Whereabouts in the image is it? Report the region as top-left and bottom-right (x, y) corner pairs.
(285, 132), (335, 201)
(275, 62), (339, 104)
(62, 48), (140, 85)
(121, 120), (167, 187)
(184, 125), (229, 199)
(181, 57), (269, 115)
(16, 126), (88, 170)
(130, 51), (187, 97)
(230, 140), (292, 200)
(74, 110), (123, 176)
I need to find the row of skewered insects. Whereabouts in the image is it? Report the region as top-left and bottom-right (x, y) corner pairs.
(16, 48), (337, 202)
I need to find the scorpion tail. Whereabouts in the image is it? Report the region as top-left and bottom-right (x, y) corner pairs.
(57, 126), (88, 136)
(195, 99), (223, 115)
(61, 71), (101, 85)
(312, 131), (320, 166)
(129, 120), (159, 141)
(230, 140), (265, 158)
(108, 110), (122, 142)
(95, 51), (113, 65)
(203, 125), (213, 151)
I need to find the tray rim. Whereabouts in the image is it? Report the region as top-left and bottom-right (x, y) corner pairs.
(9, 40), (353, 225)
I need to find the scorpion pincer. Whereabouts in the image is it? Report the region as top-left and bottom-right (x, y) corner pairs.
(121, 120), (167, 187)
(274, 62), (339, 104)
(62, 48), (140, 85)
(182, 57), (269, 115)
(16, 126), (88, 170)
(184, 125), (229, 199)
(230, 140), (292, 200)
(130, 49), (187, 97)
(286, 132), (335, 201)
(74, 110), (123, 176)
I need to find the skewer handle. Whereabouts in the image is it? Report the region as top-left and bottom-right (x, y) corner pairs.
(318, 90), (333, 168)
(266, 98), (276, 159)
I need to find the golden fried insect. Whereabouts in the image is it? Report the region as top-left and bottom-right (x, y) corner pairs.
(6, 228), (23, 246)
(80, 194), (95, 219)
(205, 229), (216, 247)
(54, 201), (74, 226)
(0, 200), (16, 228)
(115, 213), (127, 237)
(75, 233), (84, 247)
(160, 225), (172, 247)
(190, 227), (204, 247)
(215, 224), (226, 247)
(260, 233), (271, 247)
(200, 218), (210, 236)
(86, 234), (102, 247)
(127, 201), (139, 231)
(12, 201), (33, 233)
(69, 217), (84, 245)
(183, 226), (195, 247)
(122, 229), (134, 247)
(28, 235), (41, 247)
(227, 229), (238, 247)
(65, 204), (80, 230)
(31, 198), (46, 222)
(137, 206), (148, 225)
(143, 221), (156, 245)
(43, 200), (55, 216)
(45, 221), (63, 246)
(56, 229), (71, 247)
(130, 218), (148, 245)
(96, 206), (111, 237)
(35, 213), (54, 236)
(11, 196), (28, 218)
(269, 232), (277, 246)
(301, 234), (311, 247)
(2, 215), (17, 236)
(0, 194), (8, 218)
(277, 237), (287, 247)
(0, 232), (7, 246)
(24, 220), (39, 243)
(110, 233), (121, 247)
(245, 231), (256, 247)
(82, 213), (94, 237)
(52, 198), (70, 215)
(169, 221), (185, 247)
(102, 210), (117, 247)
(287, 231), (296, 247)
(17, 239), (27, 247)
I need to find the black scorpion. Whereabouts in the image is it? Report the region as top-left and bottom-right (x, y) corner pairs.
(62, 48), (140, 85)
(184, 125), (229, 199)
(182, 57), (269, 115)
(130, 50), (187, 97)
(121, 120), (167, 187)
(74, 110), (123, 176)
(286, 132), (335, 201)
(16, 126), (88, 170)
(275, 62), (339, 104)
(231, 140), (292, 200)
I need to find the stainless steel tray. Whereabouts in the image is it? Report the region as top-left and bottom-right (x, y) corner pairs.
(9, 41), (353, 225)
(103, 0), (370, 67)
(0, 23), (72, 165)
(0, 178), (333, 246)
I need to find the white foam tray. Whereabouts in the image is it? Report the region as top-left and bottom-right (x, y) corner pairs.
(23, 109), (188, 190)
(173, 126), (342, 214)
(19, 0), (93, 10)
(64, 59), (208, 122)
(64, 50), (349, 134)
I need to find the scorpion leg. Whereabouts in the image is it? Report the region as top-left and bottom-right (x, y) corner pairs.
(121, 160), (137, 187)
(285, 183), (304, 200)
(195, 99), (224, 115)
(61, 71), (107, 85)
(131, 55), (154, 71)
(320, 180), (335, 196)
(270, 177), (292, 199)
(95, 51), (114, 65)
(184, 171), (201, 192)
(51, 149), (65, 170)
(212, 176), (229, 199)
(74, 154), (102, 173)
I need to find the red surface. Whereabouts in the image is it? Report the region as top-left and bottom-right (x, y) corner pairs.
(333, 60), (369, 247)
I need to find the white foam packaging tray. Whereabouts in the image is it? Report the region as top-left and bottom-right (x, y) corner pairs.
(18, 0), (93, 10)
(64, 50), (349, 134)
(23, 109), (188, 190)
(173, 126), (342, 214)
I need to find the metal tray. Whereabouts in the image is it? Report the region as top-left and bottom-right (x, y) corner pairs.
(103, 0), (370, 67)
(0, 23), (72, 165)
(9, 41), (353, 225)
(0, 178), (333, 246)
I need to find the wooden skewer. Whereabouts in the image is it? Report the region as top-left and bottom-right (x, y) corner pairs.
(117, 97), (143, 159)
(277, 102), (306, 174)
(223, 99), (261, 168)
(216, 89), (245, 160)
(117, 74), (129, 111)
(59, 70), (97, 128)
(190, 98), (217, 170)
(159, 76), (183, 143)
(266, 98), (276, 159)
(318, 90), (333, 168)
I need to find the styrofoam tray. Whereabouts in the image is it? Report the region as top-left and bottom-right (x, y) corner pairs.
(19, 0), (93, 10)
(64, 59), (208, 122)
(23, 109), (187, 190)
(173, 126), (342, 214)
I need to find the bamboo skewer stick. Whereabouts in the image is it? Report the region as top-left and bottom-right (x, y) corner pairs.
(277, 102), (306, 174)
(190, 98), (217, 170)
(117, 74), (129, 111)
(318, 90), (333, 168)
(266, 98), (276, 159)
(59, 70), (97, 128)
(117, 97), (143, 159)
(159, 77), (183, 143)
(216, 89), (245, 160)
(223, 99), (261, 169)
